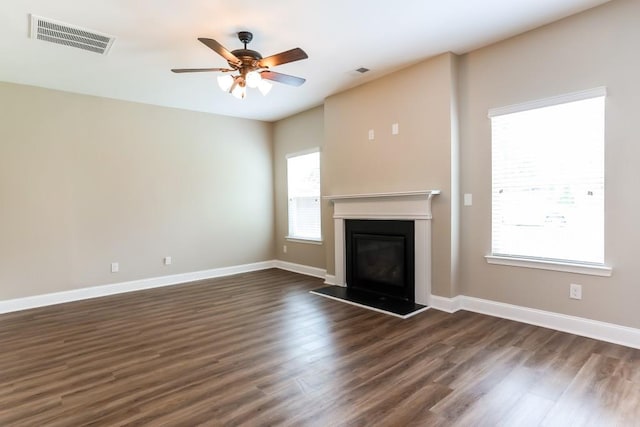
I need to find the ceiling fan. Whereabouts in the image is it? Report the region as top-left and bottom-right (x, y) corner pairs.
(171, 31), (308, 99)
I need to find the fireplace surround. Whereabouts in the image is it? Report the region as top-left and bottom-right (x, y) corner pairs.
(325, 190), (440, 310)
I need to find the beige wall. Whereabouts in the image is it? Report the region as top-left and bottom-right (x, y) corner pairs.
(458, 0), (640, 328)
(323, 53), (460, 297)
(0, 82), (274, 300)
(273, 105), (325, 268)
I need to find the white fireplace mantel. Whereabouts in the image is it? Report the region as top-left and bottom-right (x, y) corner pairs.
(325, 190), (440, 306)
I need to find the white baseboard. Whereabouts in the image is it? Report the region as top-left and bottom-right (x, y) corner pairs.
(0, 260), (276, 314)
(324, 274), (336, 285)
(460, 296), (640, 349)
(429, 294), (640, 350)
(429, 295), (463, 313)
(272, 260), (327, 280)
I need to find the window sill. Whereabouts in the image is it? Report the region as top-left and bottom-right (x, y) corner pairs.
(285, 236), (323, 245)
(485, 255), (612, 277)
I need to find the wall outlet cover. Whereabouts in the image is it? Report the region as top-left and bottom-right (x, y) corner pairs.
(570, 283), (582, 300)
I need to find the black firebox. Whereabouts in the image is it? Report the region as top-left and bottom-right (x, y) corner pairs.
(345, 219), (415, 302)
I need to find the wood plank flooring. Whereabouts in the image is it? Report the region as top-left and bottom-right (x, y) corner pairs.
(1, 268), (639, 426)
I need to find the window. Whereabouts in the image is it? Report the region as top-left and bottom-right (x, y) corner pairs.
(287, 149), (321, 241)
(489, 88), (606, 269)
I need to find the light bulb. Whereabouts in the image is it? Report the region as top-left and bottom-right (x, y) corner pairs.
(258, 80), (272, 96)
(245, 71), (262, 88)
(217, 75), (233, 92)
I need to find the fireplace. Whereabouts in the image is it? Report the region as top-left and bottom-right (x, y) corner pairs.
(346, 219), (415, 302)
(311, 191), (439, 318)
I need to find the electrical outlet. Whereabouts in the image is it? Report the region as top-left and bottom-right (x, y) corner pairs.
(164, 256), (172, 265)
(111, 262), (119, 273)
(391, 123), (399, 135)
(569, 283), (582, 300)
(368, 129), (375, 140)
(283, 245), (287, 254)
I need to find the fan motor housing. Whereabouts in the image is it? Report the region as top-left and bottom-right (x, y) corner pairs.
(231, 49), (262, 60)
(230, 49), (262, 69)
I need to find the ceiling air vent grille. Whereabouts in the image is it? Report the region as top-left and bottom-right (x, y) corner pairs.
(29, 14), (115, 55)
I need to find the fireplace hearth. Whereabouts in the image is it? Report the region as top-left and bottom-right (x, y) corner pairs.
(310, 285), (426, 318)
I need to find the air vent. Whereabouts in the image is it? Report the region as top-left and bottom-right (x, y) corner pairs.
(29, 14), (115, 55)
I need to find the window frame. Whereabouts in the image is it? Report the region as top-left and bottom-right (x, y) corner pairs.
(285, 148), (322, 244)
(486, 87), (611, 277)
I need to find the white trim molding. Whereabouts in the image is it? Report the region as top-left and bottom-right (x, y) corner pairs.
(429, 294), (640, 350)
(488, 86), (607, 118)
(429, 295), (464, 313)
(285, 236), (323, 245)
(462, 296), (640, 349)
(323, 190), (441, 201)
(0, 260), (333, 315)
(285, 146), (320, 159)
(486, 255), (612, 277)
(0, 261), (276, 315)
(273, 260), (327, 279)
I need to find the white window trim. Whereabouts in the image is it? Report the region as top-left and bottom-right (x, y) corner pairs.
(285, 147), (321, 159)
(488, 86), (607, 118)
(488, 86), (608, 271)
(286, 147), (321, 242)
(485, 255), (612, 277)
(285, 236), (323, 245)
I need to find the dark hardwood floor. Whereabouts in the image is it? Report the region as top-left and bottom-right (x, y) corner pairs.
(1, 269), (639, 426)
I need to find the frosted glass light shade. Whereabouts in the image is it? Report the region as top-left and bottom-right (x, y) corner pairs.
(217, 75), (234, 92)
(245, 71), (261, 88)
(231, 83), (246, 99)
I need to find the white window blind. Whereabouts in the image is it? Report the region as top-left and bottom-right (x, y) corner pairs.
(287, 149), (321, 241)
(490, 88), (605, 265)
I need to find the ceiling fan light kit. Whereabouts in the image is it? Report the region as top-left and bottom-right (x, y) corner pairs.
(172, 31), (307, 100)
(230, 78), (246, 99)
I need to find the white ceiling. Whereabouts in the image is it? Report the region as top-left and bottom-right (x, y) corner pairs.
(0, 0), (611, 122)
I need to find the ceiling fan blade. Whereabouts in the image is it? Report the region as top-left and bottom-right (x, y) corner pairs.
(258, 48), (308, 68)
(171, 68), (231, 73)
(260, 71), (306, 87)
(198, 38), (242, 67)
